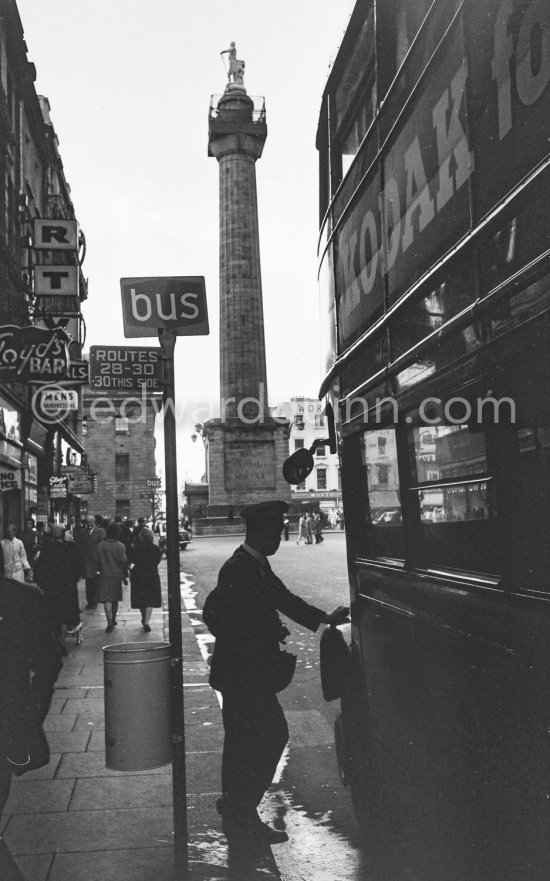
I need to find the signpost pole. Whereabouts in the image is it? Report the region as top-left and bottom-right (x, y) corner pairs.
(158, 327), (188, 878)
(120, 274), (208, 879)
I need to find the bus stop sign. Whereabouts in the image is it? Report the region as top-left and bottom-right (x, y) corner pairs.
(120, 276), (208, 338)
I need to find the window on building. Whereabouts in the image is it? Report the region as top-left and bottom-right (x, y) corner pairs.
(115, 417), (129, 435)
(316, 445), (326, 457)
(296, 481), (306, 490)
(314, 414), (325, 428)
(317, 468), (327, 490)
(115, 499), (130, 520)
(294, 439), (305, 450)
(115, 453), (130, 482)
(295, 415), (305, 430)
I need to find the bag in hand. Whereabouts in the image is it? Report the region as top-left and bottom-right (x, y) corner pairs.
(268, 650), (297, 693)
(5, 701), (50, 776)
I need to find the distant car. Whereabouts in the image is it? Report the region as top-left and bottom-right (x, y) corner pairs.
(179, 526), (190, 550)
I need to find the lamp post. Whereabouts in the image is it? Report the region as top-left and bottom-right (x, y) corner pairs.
(191, 422), (209, 484)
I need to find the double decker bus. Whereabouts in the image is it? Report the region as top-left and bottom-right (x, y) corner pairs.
(316, 1), (550, 878)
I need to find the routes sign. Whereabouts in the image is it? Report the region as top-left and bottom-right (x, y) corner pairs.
(89, 346), (162, 392)
(120, 276), (208, 338)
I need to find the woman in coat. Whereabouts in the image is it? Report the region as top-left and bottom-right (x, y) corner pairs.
(296, 514), (308, 545)
(97, 523), (128, 632)
(34, 524), (81, 655)
(130, 528), (161, 632)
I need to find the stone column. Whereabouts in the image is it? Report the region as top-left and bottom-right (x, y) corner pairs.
(208, 87), (268, 421)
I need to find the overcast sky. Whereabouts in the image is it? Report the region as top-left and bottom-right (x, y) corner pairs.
(17, 0), (353, 482)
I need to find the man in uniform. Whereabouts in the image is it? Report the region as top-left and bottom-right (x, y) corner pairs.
(203, 500), (348, 845)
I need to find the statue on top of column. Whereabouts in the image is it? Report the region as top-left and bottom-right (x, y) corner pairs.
(220, 42), (245, 86)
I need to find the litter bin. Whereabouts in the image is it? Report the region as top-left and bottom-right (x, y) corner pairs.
(103, 642), (172, 771)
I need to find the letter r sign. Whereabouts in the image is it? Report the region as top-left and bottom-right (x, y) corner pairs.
(33, 219), (79, 251)
(120, 276), (209, 338)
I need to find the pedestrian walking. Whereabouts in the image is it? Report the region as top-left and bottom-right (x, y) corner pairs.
(0, 571), (62, 879)
(130, 527), (161, 632)
(97, 522), (128, 632)
(34, 524), (81, 656)
(296, 513), (308, 545)
(305, 512), (314, 544)
(21, 519), (38, 566)
(314, 512), (325, 544)
(78, 515), (105, 609)
(133, 516), (147, 547)
(282, 514), (290, 541)
(0, 524), (32, 582)
(119, 518), (135, 563)
(35, 521), (47, 554)
(203, 500), (349, 846)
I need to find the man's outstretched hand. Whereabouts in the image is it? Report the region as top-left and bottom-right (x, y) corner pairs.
(324, 606), (350, 626)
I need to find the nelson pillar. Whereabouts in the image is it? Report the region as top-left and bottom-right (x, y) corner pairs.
(205, 44), (290, 510)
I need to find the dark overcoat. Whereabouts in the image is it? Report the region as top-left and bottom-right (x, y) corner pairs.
(203, 546), (326, 694)
(130, 543), (162, 608)
(34, 540), (81, 629)
(0, 577), (62, 759)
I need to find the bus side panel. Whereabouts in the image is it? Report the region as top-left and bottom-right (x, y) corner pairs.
(353, 563), (550, 881)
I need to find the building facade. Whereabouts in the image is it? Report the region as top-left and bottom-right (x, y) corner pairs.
(271, 397), (342, 518)
(0, 0), (88, 532)
(82, 387), (158, 522)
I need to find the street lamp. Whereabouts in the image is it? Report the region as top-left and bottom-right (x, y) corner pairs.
(191, 422), (209, 483)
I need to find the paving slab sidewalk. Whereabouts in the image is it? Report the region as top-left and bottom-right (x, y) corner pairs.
(1, 562), (281, 881)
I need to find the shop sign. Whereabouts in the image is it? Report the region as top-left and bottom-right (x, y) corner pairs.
(0, 326), (70, 381)
(33, 219), (78, 251)
(49, 476), (68, 498)
(147, 477), (161, 488)
(66, 361), (89, 384)
(0, 469), (21, 491)
(67, 475), (94, 495)
(39, 388), (78, 416)
(34, 265), (79, 297)
(89, 346), (162, 391)
(61, 464), (94, 495)
(120, 276), (209, 338)
(62, 464), (92, 477)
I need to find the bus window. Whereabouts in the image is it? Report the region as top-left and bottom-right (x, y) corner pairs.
(361, 428), (405, 558)
(417, 481), (492, 523)
(408, 425), (498, 571)
(410, 426), (488, 485)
